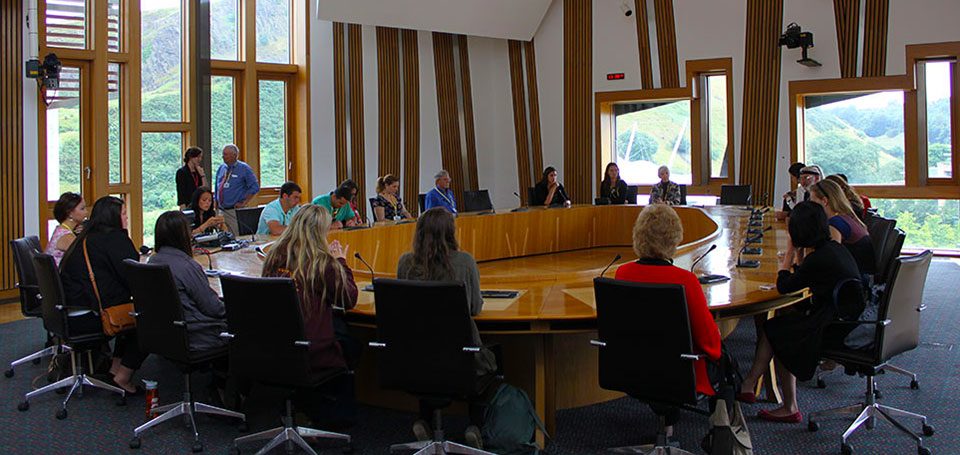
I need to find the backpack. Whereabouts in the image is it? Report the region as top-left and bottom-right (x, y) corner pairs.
(481, 383), (546, 455)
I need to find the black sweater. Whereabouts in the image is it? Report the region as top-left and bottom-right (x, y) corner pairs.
(60, 230), (139, 311)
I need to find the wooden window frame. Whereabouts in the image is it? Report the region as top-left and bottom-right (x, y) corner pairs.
(595, 57), (735, 196)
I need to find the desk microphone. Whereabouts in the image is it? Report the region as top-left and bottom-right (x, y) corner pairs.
(557, 184), (571, 207)
(745, 226), (772, 244)
(354, 252), (377, 293)
(735, 232), (763, 268)
(511, 192), (529, 213)
(599, 254), (622, 278)
(196, 247), (220, 276)
(689, 245), (717, 273)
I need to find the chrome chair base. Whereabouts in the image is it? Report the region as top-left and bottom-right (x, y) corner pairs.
(233, 400), (349, 455)
(390, 440), (496, 455)
(19, 350), (124, 417)
(7, 344), (69, 375)
(608, 446), (696, 455)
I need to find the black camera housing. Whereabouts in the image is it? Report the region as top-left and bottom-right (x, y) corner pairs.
(778, 23), (814, 49)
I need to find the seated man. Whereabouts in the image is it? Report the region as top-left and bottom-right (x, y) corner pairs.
(424, 170), (457, 214)
(312, 185), (357, 229)
(257, 181), (302, 236)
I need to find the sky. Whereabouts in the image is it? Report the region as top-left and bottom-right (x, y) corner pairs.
(141, 0), (182, 12)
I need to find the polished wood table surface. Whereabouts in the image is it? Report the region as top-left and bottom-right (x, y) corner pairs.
(202, 205), (806, 437)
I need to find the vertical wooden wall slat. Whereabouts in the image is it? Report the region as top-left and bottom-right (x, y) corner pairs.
(376, 27), (401, 177)
(509, 40), (533, 202)
(739, 0), (784, 204)
(348, 24), (367, 218)
(524, 41), (544, 176)
(833, 0), (861, 78)
(862, 0), (889, 77)
(1, 0), (24, 294)
(564, 0), (592, 203)
(457, 35), (480, 191)
(653, 0), (679, 88)
(433, 32), (466, 208)
(333, 23), (348, 183)
(401, 29), (421, 213)
(633, 0), (654, 89)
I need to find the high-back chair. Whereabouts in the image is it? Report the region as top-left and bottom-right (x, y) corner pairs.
(719, 184), (752, 205)
(5, 236), (61, 378)
(123, 260), (245, 453)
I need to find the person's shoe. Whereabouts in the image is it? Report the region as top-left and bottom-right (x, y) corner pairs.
(735, 391), (757, 404)
(464, 425), (483, 449)
(412, 419), (431, 442)
(757, 408), (802, 423)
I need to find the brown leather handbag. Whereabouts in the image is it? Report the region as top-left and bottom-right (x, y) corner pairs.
(83, 239), (137, 336)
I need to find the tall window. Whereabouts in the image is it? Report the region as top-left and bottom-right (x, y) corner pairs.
(45, 0), (86, 49)
(922, 60), (954, 179)
(802, 91), (906, 185)
(210, 0), (239, 60)
(258, 79), (288, 188)
(706, 74), (729, 179)
(873, 199), (959, 249)
(210, 75), (235, 153)
(255, 0), (291, 63)
(141, 133), (184, 246)
(141, 1), (183, 122)
(108, 63), (122, 183)
(45, 65), (84, 200)
(614, 100), (692, 185)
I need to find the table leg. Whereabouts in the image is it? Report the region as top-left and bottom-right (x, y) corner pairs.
(533, 333), (556, 446)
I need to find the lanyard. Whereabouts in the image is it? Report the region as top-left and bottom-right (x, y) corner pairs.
(433, 187), (455, 208)
(217, 166), (234, 203)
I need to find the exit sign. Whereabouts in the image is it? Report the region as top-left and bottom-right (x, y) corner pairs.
(606, 72), (625, 80)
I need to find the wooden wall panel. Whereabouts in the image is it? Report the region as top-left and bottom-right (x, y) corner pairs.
(653, 0), (679, 88)
(433, 32), (466, 208)
(348, 24), (367, 219)
(333, 23), (348, 183)
(564, 0), (593, 203)
(401, 29), (421, 213)
(738, 0), (784, 204)
(524, 41), (544, 177)
(862, 0), (889, 77)
(633, 0), (654, 89)
(376, 27), (401, 178)
(457, 35), (479, 192)
(833, 0), (861, 78)
(509, 41), (533, 202)
(1, 0), (24, 296)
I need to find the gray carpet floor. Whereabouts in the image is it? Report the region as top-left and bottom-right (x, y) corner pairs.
(1, 259), (957, 454)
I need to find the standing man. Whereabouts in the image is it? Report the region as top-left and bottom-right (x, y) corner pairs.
(214, 144), (260, 235)
(424, 170), (457, 213)
(312, 185), (357, 230)
(257, 181), (302, 236)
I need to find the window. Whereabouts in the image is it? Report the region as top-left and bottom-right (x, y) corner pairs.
(614, 100), (692, 185)
(873, 199), (959, 249)
(802, 91), (905, 185)
(45, 0), (86, 49)
(210, 75), (235, 154)
(108, 63), (122, 184)
(258, 79), (287, 188)
(107, 0), (122, 52)
(141, 132), (184, 246)
(46, 65), (83, 201)
(210, 0), (239, 61)
(256, 0), (291, 63)
(141, 1), (183, 122)
(922, 60), (953, 179)
(706, 74), (729, 179)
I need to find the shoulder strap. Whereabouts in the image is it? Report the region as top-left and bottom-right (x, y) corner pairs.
(82, 238), (105, 312)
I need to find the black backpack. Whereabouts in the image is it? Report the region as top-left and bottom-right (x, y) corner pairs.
(481, 383), (547, 455)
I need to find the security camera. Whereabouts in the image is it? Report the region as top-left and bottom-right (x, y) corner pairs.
(778, 23), (821, 67)
(621, 1), (633, 17)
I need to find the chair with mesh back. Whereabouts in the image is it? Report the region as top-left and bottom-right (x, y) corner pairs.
(5, 236), (63, 379)
(808, 251), (935, 455)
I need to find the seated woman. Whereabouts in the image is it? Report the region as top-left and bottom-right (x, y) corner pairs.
(808, 179), (876, 275)
(648, 165), (681, 205)
(189, 186), (226, 235)
(262, 205), (359, 427)
(397, 207), (497, 448)
(825, 174), (871, 220)
(533, 166), (568, 207)
(614, 204), (721, 438)
(59, 196), (147, 394)
(148, 211), (227, 352)
(599, 162), (629, 204)
(46, 192), (87, 266)
(739, 201), (864, 423)
(372, 174), (413, 222)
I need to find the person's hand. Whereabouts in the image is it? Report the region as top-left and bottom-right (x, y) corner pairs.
(548, 181), (558, 190)
(345, 219), (357, 227)
(196, 166), (205, 177)
(331, 220), (343, 230)
(328, 240), (349, 259)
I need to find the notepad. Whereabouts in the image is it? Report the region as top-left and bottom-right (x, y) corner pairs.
(481, 290), (520, 299)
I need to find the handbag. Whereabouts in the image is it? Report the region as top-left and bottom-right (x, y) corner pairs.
(83, 239), (137, 336)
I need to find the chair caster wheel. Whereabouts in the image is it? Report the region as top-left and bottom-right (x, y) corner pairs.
(191, 442), (203, 453)
(117, 396), (127, 406)
(841, 442), (853, 455)
(808, 421), (820, 432)
(922, 424), (935, 436)
(32, 358), (42, 365)
(4, 369), (14, 378)
(816, 378), (826, 388)
(237, 421), (249, 433)
(918, 446), (931, 455)
(910, 380), (920, 390)
(56, 408), (68, 420)
(129, 437), (141, 449)
(17, 401), (29, 411)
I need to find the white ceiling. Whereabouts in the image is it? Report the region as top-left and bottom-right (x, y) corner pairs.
(315, 0), (554, 41)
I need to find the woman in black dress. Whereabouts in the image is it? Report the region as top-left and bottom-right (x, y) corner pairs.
(176, 147), (206, 209)
(738, 201), (863, 423)
(599, 162), (629, 204)
(533, 166), (568, 207)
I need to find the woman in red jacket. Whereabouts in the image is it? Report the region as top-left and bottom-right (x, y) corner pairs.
(614, 204), (722, 438)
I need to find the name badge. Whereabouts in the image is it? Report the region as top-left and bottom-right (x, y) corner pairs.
(223, 183), (230, 189)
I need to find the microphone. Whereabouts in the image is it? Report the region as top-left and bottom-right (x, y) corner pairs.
(690, 245), (729, 284)
(557, 183), (571, 207)
(354, 252), (376, 292)
(745, 226), (772, 244)
(196, 247), (220, 276)
(689, 245), (717, 273)
(599, 254), (622, 278)
(511, 192), (529, 213)
(735, 231), (764, 268)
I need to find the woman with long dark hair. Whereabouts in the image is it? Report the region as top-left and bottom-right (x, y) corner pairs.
(532, 166), (568, 207)
(599, 162), (629, 204)
(396, 208), (496, 448)
(46, 192), (87, 265)
(59, 196), (147, 394)
(189, 186), (226, 235)
(176, 146), (206, 209)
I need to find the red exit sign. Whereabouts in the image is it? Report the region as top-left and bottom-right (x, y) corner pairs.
(606, 72), (625, 80)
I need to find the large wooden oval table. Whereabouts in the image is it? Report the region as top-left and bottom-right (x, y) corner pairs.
(206, 205), (806, 438)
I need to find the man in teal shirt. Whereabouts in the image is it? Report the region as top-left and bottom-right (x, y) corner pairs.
(257, 181), (302, 236)
(311, 185), (357, 229)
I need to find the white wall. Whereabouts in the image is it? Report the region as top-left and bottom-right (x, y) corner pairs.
(887, 0), (960, 76)
(534, 0), (564, 179)
(309, 20), (337, 197)
(23, 0), (39, 238)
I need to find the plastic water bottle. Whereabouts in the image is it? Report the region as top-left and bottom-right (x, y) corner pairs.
(143, 379), (158, 420)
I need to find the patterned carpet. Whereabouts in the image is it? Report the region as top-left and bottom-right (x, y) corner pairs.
(1, 259), (957, 454)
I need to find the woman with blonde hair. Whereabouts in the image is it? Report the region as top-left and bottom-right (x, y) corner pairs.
(614, 204), (721, 439)
(824, 174), (870, 220)
(808, 179), (875, 274)
(372, 174), (413, 221)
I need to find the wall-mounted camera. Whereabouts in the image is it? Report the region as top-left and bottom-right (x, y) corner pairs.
(621, 1), (633, 17)
(26, 53), (62, 89)
(778, 23), (821, 67)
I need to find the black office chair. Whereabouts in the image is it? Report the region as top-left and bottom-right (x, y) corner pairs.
(418, 193), (427, 214)
(719, 185), (752, 205)
(463, 189), (494, 213)
(808, 251), (935, 455)
(220, 274), (351, 455)
(527, 187), (537, 206)
(678, 185), (688, 206)
(123, 260), (245, 453)
(235, 206), (264, 236)
(369, 197), (381, 222)
(6, 236), (61, 378)
(18, 254), (126, 419)
(626, 185), (639, 204)
(591, 278), (710, 454)
(866, 215), (896, 284)
(369, 278), (496, 455)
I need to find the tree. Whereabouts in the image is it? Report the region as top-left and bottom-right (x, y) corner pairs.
(617, 130), (658, 162)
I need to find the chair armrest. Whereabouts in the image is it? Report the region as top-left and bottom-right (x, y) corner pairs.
(680, 354), (703, 361)
(827, 319), (891, 327)
(56, 304), (96, 313)
(294, 340), (311, 347)
(17, 283), (39, 292)
(462, 347), (481, 353)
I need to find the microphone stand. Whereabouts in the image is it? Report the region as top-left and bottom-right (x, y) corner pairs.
(599, 254), (622, 279)
(354, 253), (377, 292)
(690, 245), (729, 284)
(511, 192), (529, 213)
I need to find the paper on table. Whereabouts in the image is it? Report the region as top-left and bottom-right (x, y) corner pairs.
(481, 290), (526, 311)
